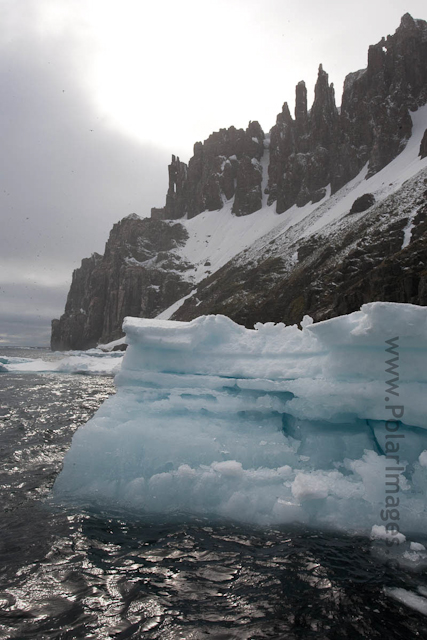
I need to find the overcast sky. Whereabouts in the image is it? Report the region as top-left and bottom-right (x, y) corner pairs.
(1, 0), (426, 347)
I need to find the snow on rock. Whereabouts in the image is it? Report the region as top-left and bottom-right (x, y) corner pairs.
(176, 187), (334, 286)
(97, 336), (128, 351)
(301, 104), (427, 238)
(156, 289), (197, 320)
(147, 104), (427, 323)
(402, 209), (417, 249)
(54, 302), (427, 534)
(178, 104), (427, 287)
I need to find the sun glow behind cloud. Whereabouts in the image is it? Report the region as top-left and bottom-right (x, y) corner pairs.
(32, 0), (427, 160)
(85, 0), (282, 154)
(40, 0), (330, 157)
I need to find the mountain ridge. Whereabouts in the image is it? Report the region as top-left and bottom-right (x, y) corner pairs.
(51, 14), (427, 350)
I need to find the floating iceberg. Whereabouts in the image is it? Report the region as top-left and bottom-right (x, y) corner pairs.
(54, 302), (427, 535)
(0, 350), (123, 375)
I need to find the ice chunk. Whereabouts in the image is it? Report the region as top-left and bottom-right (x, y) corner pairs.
(54, 302), (427, 533)
(292, 471), (343, 501)
(1, 351), (123, 375)
(371, 525), (406, 545)
(385, 588), (427, 616)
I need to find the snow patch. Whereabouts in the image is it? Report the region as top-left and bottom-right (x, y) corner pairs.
(98, 336), (127, 351)
(402, 210), (417, 248)
(156, 289), (197, 320)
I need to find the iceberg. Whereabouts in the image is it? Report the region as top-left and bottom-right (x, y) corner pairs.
(54, 302), (427, 535)
(0, 350), (123, 375)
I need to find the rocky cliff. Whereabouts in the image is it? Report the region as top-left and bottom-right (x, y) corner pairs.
(52, 14), (427, 350)
(51, 216), (192, 350)
(268, 13), (427, 212)
(172, 168), (427, 327)
(151, 120), (265, 220)
(154, 13), (427, 217)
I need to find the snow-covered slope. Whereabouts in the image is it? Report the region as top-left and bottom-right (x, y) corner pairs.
(179, 102), (425, 276)
(165, 104), (427, 324)
(176, 191), (328, 285)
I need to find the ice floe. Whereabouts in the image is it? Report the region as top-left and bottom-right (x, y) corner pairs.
(54, 302), (427, 536)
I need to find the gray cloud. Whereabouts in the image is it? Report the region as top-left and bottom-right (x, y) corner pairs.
(0, 316), (53, 348)
(0, 2), (177, 346)
(0, 282), (66, 346)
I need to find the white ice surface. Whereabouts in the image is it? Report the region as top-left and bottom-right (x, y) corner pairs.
(371, 525), (406, 545)
(0, 350), (123, 375)
(55, 302), (427, 534)
(385, 588), (427, 616)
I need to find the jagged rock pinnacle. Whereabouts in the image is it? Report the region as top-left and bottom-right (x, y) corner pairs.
(52, 13), (427, 351)
(295, 81), (308, 122)
(400, 12), (415, 28)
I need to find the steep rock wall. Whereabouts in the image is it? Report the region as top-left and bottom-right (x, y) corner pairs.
(152, 121), (265, 220)
(267, 14), (427, 213)
(51, 217), (192, 350)
(172, 172), (427, 327)
(52, 14), (427, 350)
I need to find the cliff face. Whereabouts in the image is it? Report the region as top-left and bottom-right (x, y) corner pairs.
(421, 129), (427, 159)
(52, 14), (427, 350)
(51, 216), (192, 350)
(152, 13), (427, 219)
(151, 121), (265, 220)
(267, 13), (427, 213)
(172, 169), (427, 327)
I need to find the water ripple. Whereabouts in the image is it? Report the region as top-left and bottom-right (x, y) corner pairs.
(1, 370), (427, 638)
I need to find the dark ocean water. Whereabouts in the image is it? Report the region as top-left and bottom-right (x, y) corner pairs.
(1, 350), (427, 639)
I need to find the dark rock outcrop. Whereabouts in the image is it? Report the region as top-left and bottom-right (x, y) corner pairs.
(151, 122), (265, 220)
(349, 193), (376, 214)
(421, 129), (427, 159)
(51, 216), (193, 350)
(339, 13), (427, 183)
(267, 67), (339, 213)
(172, 170), (427, 328)
(150, 15), (427, 221)
(51, 252), (104, 351)
(266, 14), (427, 214)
